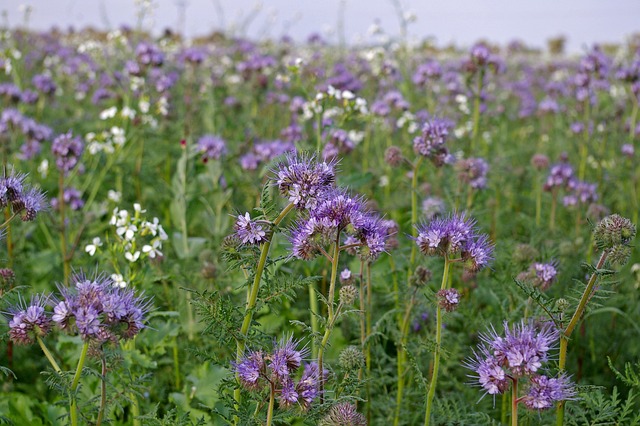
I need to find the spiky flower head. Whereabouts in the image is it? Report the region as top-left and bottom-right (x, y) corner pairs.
(6, 295), (52, 345)
(273, 152), (336, 211)
(338, 346), (365, 371)
(320, 402), (366, 426)
(456, 157), (489, 189)
(593, 214), (636, 251)
(234, 350), (266, 391)
(416, 213), (493, 271)
(466, 320), (570, 406)
(52, 272), (151, 343)
(413, 117), (454, 166)
(522, 374), (577, 410)
(339, 285), (358, 306)
(384, 145), (404, 167)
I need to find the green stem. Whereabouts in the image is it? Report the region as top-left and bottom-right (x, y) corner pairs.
(173, 337), (181, 390)
(70, 341), (89, 426)
(556, 250), (608, 425)
(424, 256), (451, 426)
(511, 378), (518, 426)
(96, 356), (107, 426)
(309, 281), (320, 358)
(629, 96), (638, 140)
(317, 238), (341, 403)
(578, 99), (591, 182)
(59, 172), (70, 286)
(394, 291), (417, 426)
(36, 336), (62, 374)
(266, 384), (276, 426)
(470, 69), (484, 155)
(234, 203), (295, 410)
(410, 157), (424, 268)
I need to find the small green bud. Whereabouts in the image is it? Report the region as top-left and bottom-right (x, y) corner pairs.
(338, 345), (365, 371)
(555, 298), (569, 312)
(594, 214), (636, 250)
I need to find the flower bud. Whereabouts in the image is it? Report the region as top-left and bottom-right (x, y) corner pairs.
(338, 346), (365, 371)
(410, 266), (432, 287)
(339, 285), (358, 306)
(555, 298), (569, 312)
(593, 214), (636, 250)
(608, 244), (632, 267)
(384, 146), (404, 167)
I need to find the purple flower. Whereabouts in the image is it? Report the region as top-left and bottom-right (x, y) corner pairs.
(234, 350), (266, 391)
(0, 170), (47, 221)
(51, 272), (151, 342)
(413, 117), (454, 166)
(273, 152), (336, 211)
(197, 134), (227, 163)
(465, 346), (510, 396)
(544, 162), (574, 191)
(6, 295), (52, 345)
(522, 374), (576, 410)
(457, 157), (489, 189)
(322, 129), (355, 160)
(234, 212), (268, 245)
(52, 131), (84, 173)
(32, 74), (57, 95)
(416, 213), (492, 271)
(437, 288), (461, 312)
(621, 144), (634, 157)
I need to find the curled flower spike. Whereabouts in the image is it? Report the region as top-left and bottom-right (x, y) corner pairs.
(522, 373), (577, 410)
(415, 213), (493, 271)
(6, 295), (52, 345)
(320, 402), (366, 426)
(272, 152), (337, 211)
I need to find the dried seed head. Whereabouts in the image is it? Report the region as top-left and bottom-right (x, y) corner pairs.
(410, 266), (432, 287)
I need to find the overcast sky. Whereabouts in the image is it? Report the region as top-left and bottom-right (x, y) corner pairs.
(2, 0), (639, 52)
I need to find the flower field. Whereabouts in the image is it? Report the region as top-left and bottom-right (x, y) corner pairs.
(1, 21), (640, 426)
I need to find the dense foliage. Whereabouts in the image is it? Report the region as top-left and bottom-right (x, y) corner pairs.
(1, 19), (640, 426)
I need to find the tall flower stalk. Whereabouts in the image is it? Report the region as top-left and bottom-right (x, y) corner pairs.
(556, 214), (636, 425)
(414, 213), (493, 425)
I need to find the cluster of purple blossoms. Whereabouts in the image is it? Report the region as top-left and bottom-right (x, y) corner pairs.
(52, 131), (84, 174)
(543, 162), (574, 191)
(196, 134), (227, 163)
(234, 336), (321, 411)
(50, 187), (84, 211)
(415, 213), (493, 272)
(456, 157), (489, 189)
(32, 73), (57, 96)
(412, 60), (442, 86)
(6, 273), (150, 346)
(413, 117), (455, 167)
(0, 169), (47, 222)
(437, 288), (461, 312)
(0, 109), (53, 160)
(290, 188), (389, 262)
(517, 261), (558, 291)
(466, 321), (576, 409)
(234, 212), (268, 245)
(7, 295), (52, 345)
(322, 129), (355, 160)
(135, 42), (165, 67)
(51, 273), (151, 343)
(240, 140), (295, 171)
(274, 152), (337, 211)
(563, 180), (598, 207)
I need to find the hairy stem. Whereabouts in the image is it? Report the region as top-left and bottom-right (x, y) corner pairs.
(70, 341), (90, 426)
(424, 256), (451, 426)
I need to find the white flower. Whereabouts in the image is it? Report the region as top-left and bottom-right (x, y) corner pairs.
(111, 273), (127, 288)
(117, 224), (138, 241)
(85, 237), (103, 256)
(107, 190), (121, 203)
(125, 251), (141, 262)
(37, 159), (49, 178)
(120, 107), (136, 119)
(100, 106), (118, 120)
(142, 240), (163, 258)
